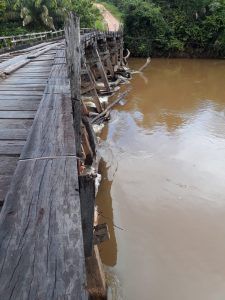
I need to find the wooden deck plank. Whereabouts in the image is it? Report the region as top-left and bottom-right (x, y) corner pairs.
(0, 100), (39, 110)
(1, 79), (47, 85)
(0, 85), (45, 91)
(0, 129), (30, 140)
(0, 156), (18, 175)
(0, 111), (36, 118)
(0, 119), (33, 129)
(0, 175), (12, 205)
(0, 157), (88, 299)
(21, 92), (75, 159)
(0, 95), (42, 100)
(0, 90), (43, 96)
(0, 140), (25, 155)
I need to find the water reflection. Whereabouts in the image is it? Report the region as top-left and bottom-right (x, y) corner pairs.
(121, 59), (225, 132)
(97, 58), (225, 300)
(97, 158), (117, 267)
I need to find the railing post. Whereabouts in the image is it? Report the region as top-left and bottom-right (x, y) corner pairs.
(65, 12), (82, 157)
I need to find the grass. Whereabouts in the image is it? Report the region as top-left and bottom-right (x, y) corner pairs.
(95, 0), (123, 23)
(95, 19), (107, 31)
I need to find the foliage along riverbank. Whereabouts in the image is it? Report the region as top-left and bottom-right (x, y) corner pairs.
(100, 0), (225, 58)
(0, 0), (103, 36)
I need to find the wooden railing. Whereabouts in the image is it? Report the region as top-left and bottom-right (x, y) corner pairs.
(0, 28), (123, 53)
(0, 30), (64, 52)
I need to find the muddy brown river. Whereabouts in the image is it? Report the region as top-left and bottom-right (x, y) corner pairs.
(96, 58), (225, 300)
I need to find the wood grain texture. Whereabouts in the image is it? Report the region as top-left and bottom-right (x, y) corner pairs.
(0, 119), (33, 129)
(0, 111), (36, 119)
(0, 95), (42, 100)
(0, 129), (30, 140)
(0, 100), (39, 110)
(0, 90), (43, 96)
(0, 140), (25, 155)
(0, 157), (18, 175)
(0, 157), (88, 300)
(21, 81), (76, 158)
(0, 175), (12, 205)
(65, 13), (82, 157)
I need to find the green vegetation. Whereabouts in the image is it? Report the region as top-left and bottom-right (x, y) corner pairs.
(0, 0), (103, 36)
(103, 0), (225, 57)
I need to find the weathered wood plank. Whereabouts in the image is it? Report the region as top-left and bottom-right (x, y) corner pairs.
(65, 12), (82, 157)
(0, 90), (43, 96)
(21, 67), (52, 72)
(7, 74), (49, 78)
(0, 100), (39, 110)
(0, 111), (36, 118)
(21, 92), (75, 159)
(0, 129), (30, 140)
(0, 175), (12, 205)
(0, 95), (41, 100)
(27, 42), (61, 59)
(0, 156), (18, 175)
(0, 157), (88, 299)
(0, 140), (25, 154)
(3, 59), (29, 75)
(1, 78), (47, 85)
(0, 85), (45, 91)
(0, 119), (33, 129)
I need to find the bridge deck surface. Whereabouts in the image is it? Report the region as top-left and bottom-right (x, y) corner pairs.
(0, 43), (88, 299)
(0, 48), (55, 204)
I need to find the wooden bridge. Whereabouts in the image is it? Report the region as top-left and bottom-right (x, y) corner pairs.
(0, 13), (125, 299)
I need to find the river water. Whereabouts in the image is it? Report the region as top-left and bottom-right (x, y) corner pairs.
(96, 58), (225, 300)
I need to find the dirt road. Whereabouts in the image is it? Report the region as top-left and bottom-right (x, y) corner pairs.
(95, 3), (120, 31)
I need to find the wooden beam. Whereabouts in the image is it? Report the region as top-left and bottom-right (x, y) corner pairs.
(65, 12), (82, 157)
(79, 174), (96, 258)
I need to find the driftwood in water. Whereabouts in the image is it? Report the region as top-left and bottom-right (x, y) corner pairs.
(138, 57), (151, 72)
(125, 49), (131, 60)
(91, 89), (131, 124)
(132, 57), (151, 74)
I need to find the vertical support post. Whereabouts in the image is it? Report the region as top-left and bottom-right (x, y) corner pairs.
(79, 175), (96, 257)
(119, 34), (124, 66)
(65, 12), (82, 157)
(92, 45), (111, 93)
